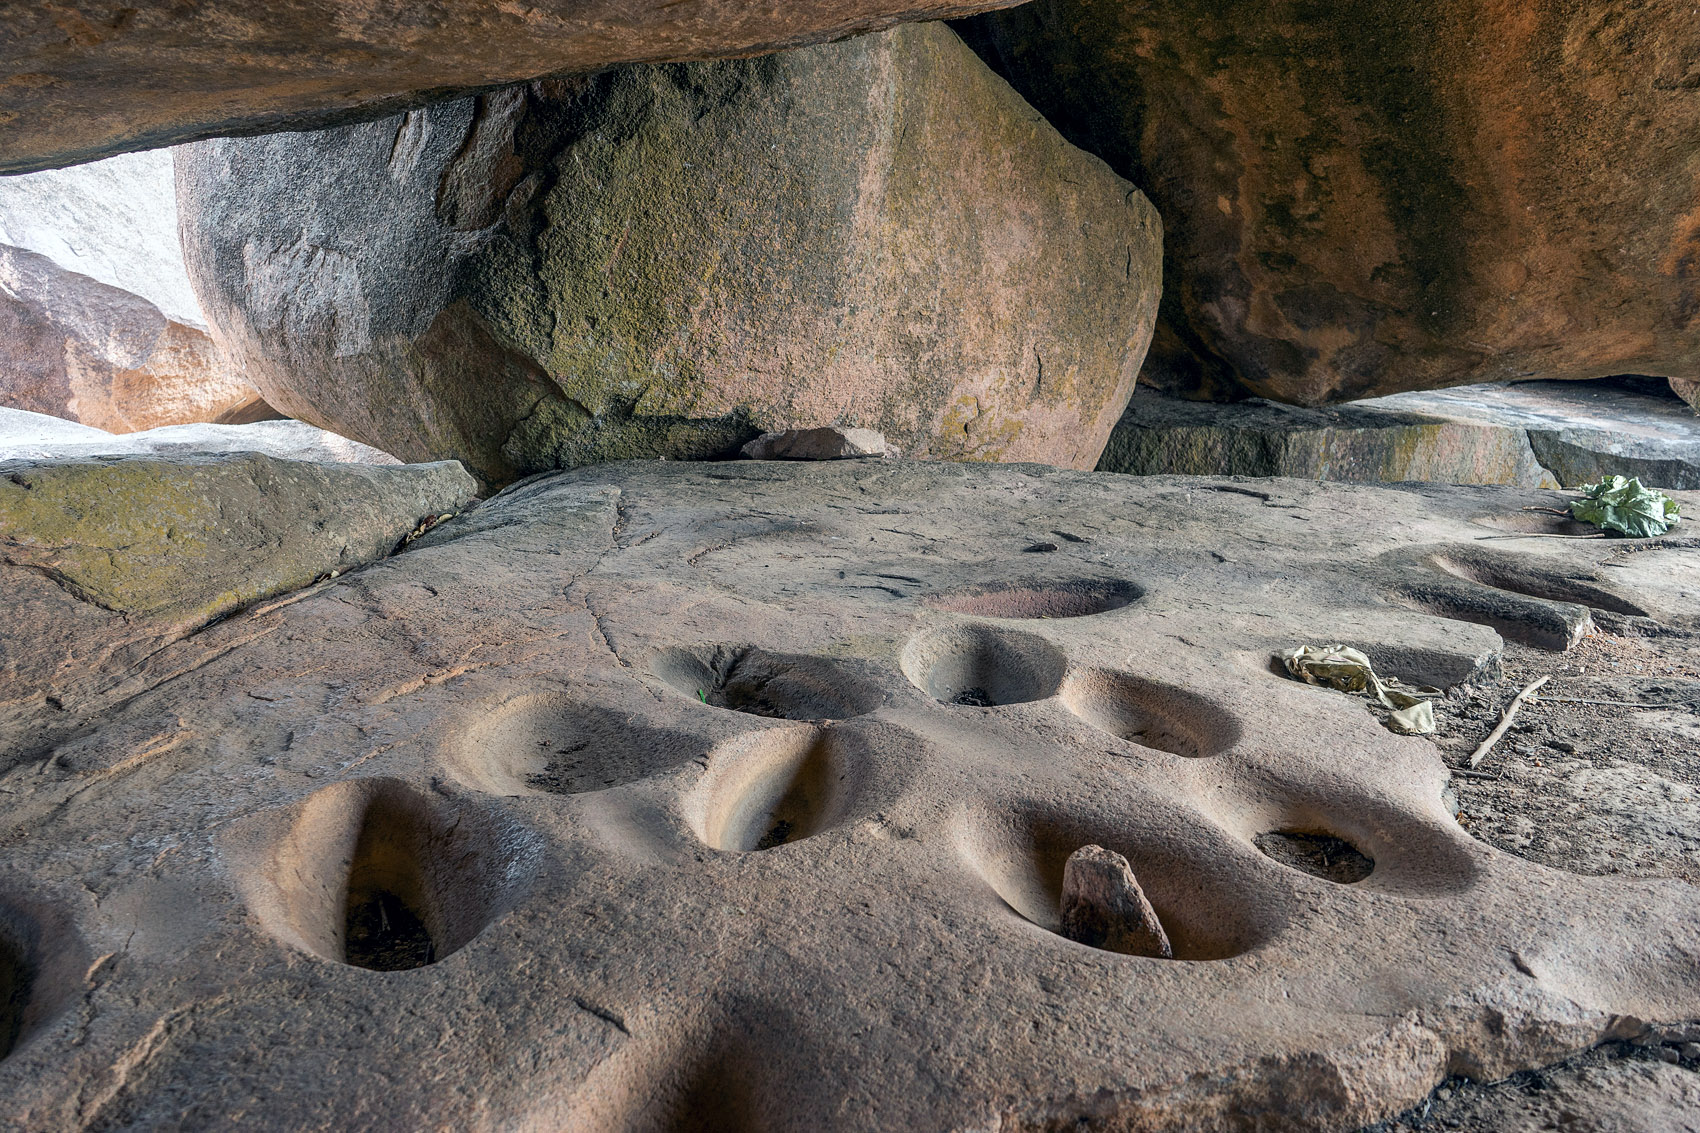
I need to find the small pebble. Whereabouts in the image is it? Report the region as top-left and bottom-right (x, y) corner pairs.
(1546, 739), (1576, 753)
(1659, 1046), (1682, 1063)
(1683, 1043), (1700, 1060)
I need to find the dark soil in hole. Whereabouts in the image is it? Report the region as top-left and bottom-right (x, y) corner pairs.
(1360, 1037), (1700, 1133)
(523, 706), (710, 794)
(1255, 831), (1374, 883)
(345, 889), (436, 971)
(754, 818), (795, 851)
(656, 646), (883, 721)
(954, 687), (994, 707)
(0, 939), (28, 1060)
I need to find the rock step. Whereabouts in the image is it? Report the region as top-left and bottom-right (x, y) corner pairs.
(1100, 378), (1700, 490)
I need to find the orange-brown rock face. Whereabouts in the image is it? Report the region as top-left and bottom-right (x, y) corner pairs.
(0, 0), (1023, 175)
(961, 0), (1700, 405)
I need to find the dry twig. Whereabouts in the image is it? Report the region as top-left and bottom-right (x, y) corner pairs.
(1469, 675), (1552, 769)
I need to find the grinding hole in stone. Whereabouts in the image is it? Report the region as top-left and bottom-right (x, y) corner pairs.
(654, 645), (883, 720)
(1059, 669), (1239, 757)
(1254, 831), (1375, 885)
(924, 578), (1142, 619)
(962, 810), (1272, 961)
(690, 727), (871, 852)
(1472, 513), (1599, 537)
(1433, 556), (1649, 618)
(0, 936), (30, 1061)
(449, 694), (711, 796)
(232, 778), (524, 970)
(900, 624), (1067, 707)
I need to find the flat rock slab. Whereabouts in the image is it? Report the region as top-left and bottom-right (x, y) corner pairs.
(0, 461), (1696, 1131)
(1103, 379), (1700, 489)
(0, 407), (399, 465)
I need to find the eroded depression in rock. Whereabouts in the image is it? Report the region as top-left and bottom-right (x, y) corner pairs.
(923, 578), (1143, 619)
(234, 779), (526, 973)
(901, 624), (1068, 707)
(655, 646), (884, 720)
(691, 726), (876, 852)
(1254, 831), (1375, 885)
(0, 937), (29, 1062)
(1059, 669), (1239, 757)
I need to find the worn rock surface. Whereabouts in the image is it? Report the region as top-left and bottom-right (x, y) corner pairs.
(177, 22), (1162, 489)
(0, 460), (1695, 1130)
(0, 406), (400, 465)
(0, 1), (1025, 176)
(1676, 379), (1700, 412)
(0, 452), (476, 755)
(1101, 378), (1700, 489)
(1371, 1042), (1700, 1132)
(0, 150), (256, 430)
(960, 1), (1700, 405)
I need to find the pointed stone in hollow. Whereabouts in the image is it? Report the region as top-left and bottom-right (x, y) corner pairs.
(1060, 844), (1174, 959)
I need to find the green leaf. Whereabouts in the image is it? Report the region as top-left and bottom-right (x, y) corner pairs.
(1568, 476), (1682, 538)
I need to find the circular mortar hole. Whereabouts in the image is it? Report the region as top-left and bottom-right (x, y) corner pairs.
(653, 645), (883, 721)
(1059, 669), (1240, 757)
(1472, 513), (1598, 537)
(447, 693), (712, 796)
(688, 726), (877, 852)
(958, 807), (1275, 961)
(900, 624), (1068, 708)
(232, 778), (534, 972)
(1253, 831), (1374, 884)
(923, 578), (1143, 620)
(0, 898), (86, 1063)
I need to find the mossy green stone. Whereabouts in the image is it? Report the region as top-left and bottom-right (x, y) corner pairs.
(0, 454), (477, 620)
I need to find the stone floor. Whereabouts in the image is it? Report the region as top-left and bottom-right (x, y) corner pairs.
(0, 457), (1696, 1130)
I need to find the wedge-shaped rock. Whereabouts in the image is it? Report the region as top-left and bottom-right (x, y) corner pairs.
(0, 453), (474, 621)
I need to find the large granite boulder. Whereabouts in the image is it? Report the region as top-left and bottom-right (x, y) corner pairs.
(960, 1), (1700, 405)
(0, 150), (258, 430)
(0, 0), (1023, 175)
(1676, 379), (1700, 412)
(176, 22), (1163, 489)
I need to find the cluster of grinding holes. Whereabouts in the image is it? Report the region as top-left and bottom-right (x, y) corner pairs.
(1254, 831), (1375, 884)
(242, 778), (516, 974)
(653, 645), (883, 720)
